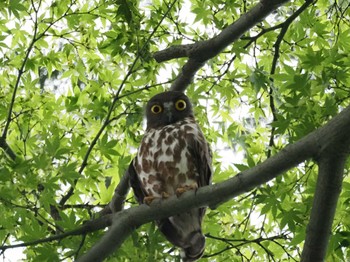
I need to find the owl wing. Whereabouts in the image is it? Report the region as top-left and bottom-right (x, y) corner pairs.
(127, 158), (146, 205)
(188, 137), (212, 189)
(186, 131), (212, 229)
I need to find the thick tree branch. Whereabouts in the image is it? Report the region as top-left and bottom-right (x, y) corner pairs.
(152, 0), (290, 92)
(77, 105), (350, 262)
(108, 172), (130, 213)
(155, 0), (290, 63)
(301, 141), (350, 261)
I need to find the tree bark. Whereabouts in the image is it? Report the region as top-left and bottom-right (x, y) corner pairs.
(152, 0), (290, 92)
(301, 143), (350, 261)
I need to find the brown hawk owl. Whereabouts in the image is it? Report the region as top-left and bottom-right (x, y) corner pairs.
(128, 91), (212, 261)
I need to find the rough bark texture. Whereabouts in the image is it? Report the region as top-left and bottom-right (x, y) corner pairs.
(301, 143), (350, 261)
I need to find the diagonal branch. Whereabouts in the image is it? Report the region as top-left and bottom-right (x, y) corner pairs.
(0, 137), (17, 161)
(99, 171), (130, 215)
(0, 214), (112, 251)
(204, 233), (290, 259)
(59, 111), (129, 206)
(152, 0), (290, 92)
(1, 5), (39, 139)
(77, 105), (350, 262)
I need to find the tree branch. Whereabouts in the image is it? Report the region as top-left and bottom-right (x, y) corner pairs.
(59, 111), (128, 206)
(204, 233), (289, 259)
(0, 214), (112, 251)
(0, 137), (17, 161)
(99, 171), (130, 215)
(267, 0), (316, 157)
(301, 140), (350, 261)
(77, 105), (350, 262)
(1, 5), (39, 139)
(152, 0), (290, 92)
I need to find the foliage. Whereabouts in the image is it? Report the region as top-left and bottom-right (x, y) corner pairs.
(0, 0), (349, 261)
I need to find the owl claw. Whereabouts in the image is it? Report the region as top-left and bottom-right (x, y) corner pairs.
(176, 183), (198, 197)
(143, 196), (156, 205)
(144, 193), (170, 205)
(161, 192), (170, 198)
(175, 187), (186, 197)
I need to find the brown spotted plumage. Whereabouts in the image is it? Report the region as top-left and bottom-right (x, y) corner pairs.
(128, 91), (212, 261)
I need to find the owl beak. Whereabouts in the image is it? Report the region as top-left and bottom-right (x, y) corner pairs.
(163, 102), (173, 123)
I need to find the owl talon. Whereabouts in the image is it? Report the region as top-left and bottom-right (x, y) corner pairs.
(176, 183), (198, 197)
(161, 192), (170, 198)
(176, 187), (186, 197)
(143, 196), (156, 205)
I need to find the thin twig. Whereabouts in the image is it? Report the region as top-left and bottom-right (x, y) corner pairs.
(0, 215), (112, 251)
(267, 0), (316, 158)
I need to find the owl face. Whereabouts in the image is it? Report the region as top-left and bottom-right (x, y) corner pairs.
(146, 91), (194, 129)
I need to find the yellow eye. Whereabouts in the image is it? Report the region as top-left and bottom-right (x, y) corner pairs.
(175, 99), (186, 111)
(151, 104), (162, 114)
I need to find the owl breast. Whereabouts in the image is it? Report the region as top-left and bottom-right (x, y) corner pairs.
(134, 117), (202, 197)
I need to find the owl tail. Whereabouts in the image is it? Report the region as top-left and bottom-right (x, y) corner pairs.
(180, 231), (205, 262)
(157, 208), (206, 261)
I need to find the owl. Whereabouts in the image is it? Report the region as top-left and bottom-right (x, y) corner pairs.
(128, 91), (212, 261)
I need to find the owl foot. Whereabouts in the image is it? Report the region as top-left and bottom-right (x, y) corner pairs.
(161, 192), (170, 198)
(143, 196), (156, 205)
(143, 193), (170, 205)
(176, 183), (198, 197)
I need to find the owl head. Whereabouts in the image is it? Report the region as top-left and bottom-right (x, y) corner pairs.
(145, 91), (194, 129)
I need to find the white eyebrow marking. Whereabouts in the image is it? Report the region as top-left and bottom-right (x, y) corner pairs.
(163, 102), (173, 109)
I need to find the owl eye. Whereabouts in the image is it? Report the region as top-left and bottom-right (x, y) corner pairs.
(175, 99), (186, 111)
(151, 104), (163, 114)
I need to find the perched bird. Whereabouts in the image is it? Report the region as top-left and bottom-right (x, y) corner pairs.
(128, 91), (212, 261)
